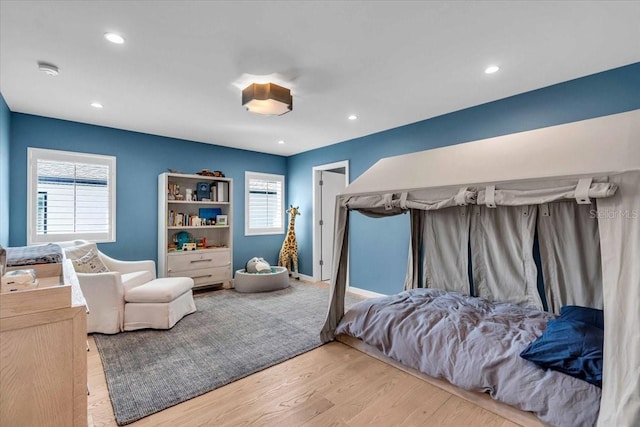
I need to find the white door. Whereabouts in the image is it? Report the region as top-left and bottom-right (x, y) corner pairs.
(320, 170), (346, 281)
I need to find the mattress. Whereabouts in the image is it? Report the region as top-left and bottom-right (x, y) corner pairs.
(336, 288), (601, 427)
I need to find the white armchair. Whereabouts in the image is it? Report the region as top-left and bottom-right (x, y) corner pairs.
(57, 240), (156, 334)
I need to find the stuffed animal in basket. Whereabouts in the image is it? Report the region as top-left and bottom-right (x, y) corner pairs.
(245, 257), (271, 274)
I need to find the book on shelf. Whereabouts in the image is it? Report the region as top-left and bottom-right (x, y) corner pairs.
(217, 181), (228, 202)
(199, 207), (222, 222)
(210, 183), (218, 202)
(197, 182), (210, 201)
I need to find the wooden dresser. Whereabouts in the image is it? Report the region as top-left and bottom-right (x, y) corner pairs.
(0, 260), (87, 427)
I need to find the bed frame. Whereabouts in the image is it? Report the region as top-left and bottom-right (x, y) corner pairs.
(336, 334), (547, 427)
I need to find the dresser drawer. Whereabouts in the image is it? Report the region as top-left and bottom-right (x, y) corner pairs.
(167, 250), (231, 273)
(168, 266), (231, 286)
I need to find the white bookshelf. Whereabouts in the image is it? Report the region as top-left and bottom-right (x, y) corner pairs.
(158, 172), (233, 289)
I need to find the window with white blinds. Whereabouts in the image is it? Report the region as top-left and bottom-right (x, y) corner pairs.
(245, 171), (285, 236)
(28, 148), (116, 244)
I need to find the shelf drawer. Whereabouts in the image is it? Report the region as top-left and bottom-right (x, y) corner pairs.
(168, 266), (231, 286)
(167, 250), (231, 272)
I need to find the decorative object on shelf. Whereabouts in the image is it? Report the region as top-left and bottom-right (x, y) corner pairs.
(216, 215), (228, 226)
(245, 257), (271, 274)
(195, 169), (225, 177)
(174, 231), (192, 249)
(199, 207), (222, 222)
(278, 205), (300, 279)
(185, 188), (193, 201)
(182, 243), (197, 251)
(168, 183), (181, 200)
(197, 182), (210, 200)
(242, 82), (292, 116)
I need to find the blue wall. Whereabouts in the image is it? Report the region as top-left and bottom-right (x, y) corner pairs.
(5, 63), (640, 291)
(287, 62), (640, 294)
(8, 114), (287, 271)
(0, 94), (10, 247)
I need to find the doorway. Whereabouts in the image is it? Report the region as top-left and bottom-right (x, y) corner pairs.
(312, 161), (349, 282)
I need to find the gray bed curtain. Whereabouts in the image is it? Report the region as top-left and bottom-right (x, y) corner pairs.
(471, 205), (542, 309)
(321, 178), (618, 342)
(403, 209), (424, 290)
(596, 170), (640, 427)
(538, 201), (602, 313)
(320, 200), (349, 342)
(476, 182), (617, 206)
(422, 206), (471, 294)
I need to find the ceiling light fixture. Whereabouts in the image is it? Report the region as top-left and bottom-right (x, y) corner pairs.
(37, 61), (59, 76)
(278, 140), (285, 145)
(348, 114), (358, 120)
(104, 32), (125, 44)
(242, 83), (292, 116)
(90, 102), (103, 109)
(485, 65), (500, 74)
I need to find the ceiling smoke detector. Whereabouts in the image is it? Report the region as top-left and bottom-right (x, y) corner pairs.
(38, 62), (59, 76)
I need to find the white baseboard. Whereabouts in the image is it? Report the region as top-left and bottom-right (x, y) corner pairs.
(347, 286), (386, 299)
(297, 273), (315, 282)
(295, 275), (385, 299)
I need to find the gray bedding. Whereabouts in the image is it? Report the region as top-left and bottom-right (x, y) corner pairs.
(6, 243), (63, 266)
(336, 289), (601, 427)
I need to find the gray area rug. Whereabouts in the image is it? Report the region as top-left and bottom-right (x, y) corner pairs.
(93, 282), (362, 425)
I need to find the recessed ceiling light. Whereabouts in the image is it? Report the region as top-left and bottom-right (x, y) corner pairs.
(104, 32), (125, 44)
(37, 61), (59, 76)
(91, 102), (103, 109)
(485, 65), (500, 74)
(348, 114), (358, 120)
(277, 140), (285, 145)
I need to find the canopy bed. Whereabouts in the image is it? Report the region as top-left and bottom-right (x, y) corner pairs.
(321, 109), (640, 426)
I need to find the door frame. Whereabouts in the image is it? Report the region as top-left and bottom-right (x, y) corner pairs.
(312, 160), (349, 283)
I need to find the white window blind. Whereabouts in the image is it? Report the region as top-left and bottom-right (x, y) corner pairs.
(28, 148), (116, 244)
(245, 171), (284, 236)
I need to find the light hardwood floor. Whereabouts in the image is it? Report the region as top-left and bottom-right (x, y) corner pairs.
(87, 337), (520, 427)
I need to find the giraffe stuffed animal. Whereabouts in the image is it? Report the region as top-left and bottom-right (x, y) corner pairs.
(278, 205), (300, 279)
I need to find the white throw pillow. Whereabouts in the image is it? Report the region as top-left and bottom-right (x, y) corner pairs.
(63, 241), (97, 261)
(71, 248), (109, 274)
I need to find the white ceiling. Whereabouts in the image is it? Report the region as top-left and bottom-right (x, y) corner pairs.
(1, 1), (639, 156)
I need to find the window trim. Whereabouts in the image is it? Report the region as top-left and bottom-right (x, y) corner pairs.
(245, 171), (285, 236)
(27, 147), (116, 245)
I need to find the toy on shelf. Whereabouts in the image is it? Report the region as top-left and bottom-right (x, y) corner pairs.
(195, 169), (225, 177)
(182, 243), (197, 251)
(173, 231), (192, 249)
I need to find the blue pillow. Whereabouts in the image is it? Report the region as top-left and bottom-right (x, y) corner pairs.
(520, 317), (603, 387)
(560, 305), (604, 330)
